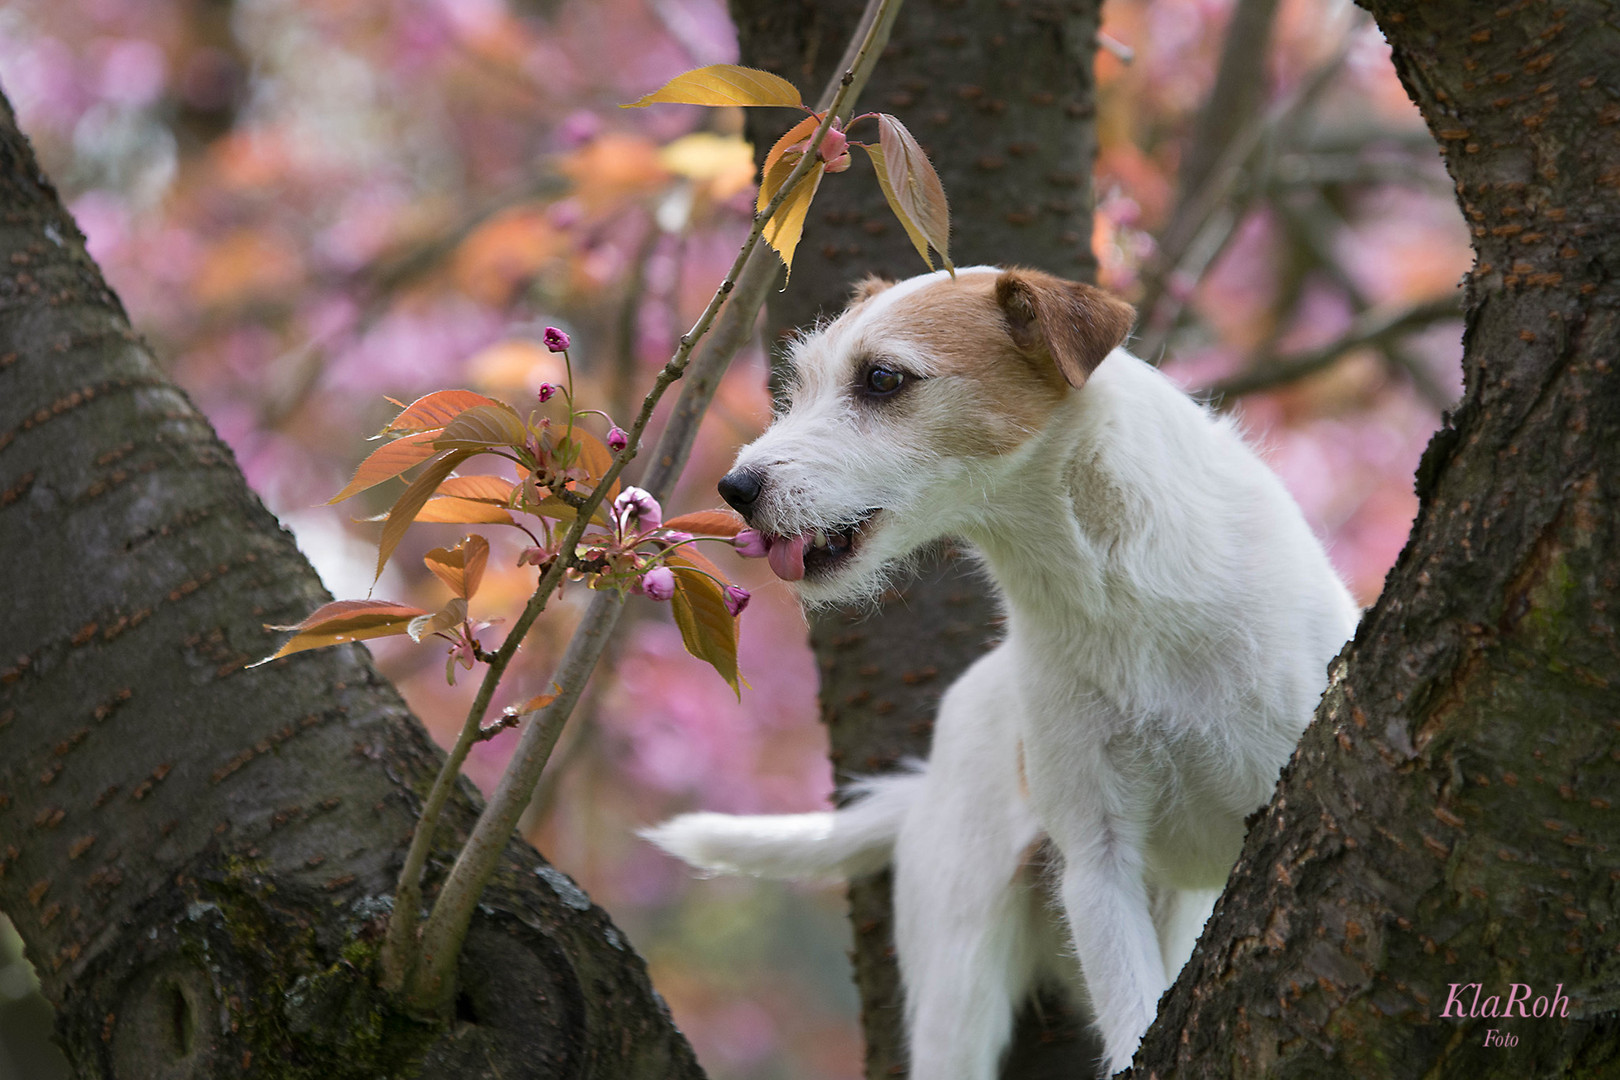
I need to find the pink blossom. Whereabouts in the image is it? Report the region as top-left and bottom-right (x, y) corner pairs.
(733, 529), (768, 558)
(723, 585), (750, 617)
(537, 382), (560, 403)
(543, 326), (571, 353)
(607, 426), (629, 452)
(640, 565), (676, 601)
(614, 486), (663, 530)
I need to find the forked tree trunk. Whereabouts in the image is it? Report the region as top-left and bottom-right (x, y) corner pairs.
(731, 0), (1110, 1075)
(0, 93), (703, 1080)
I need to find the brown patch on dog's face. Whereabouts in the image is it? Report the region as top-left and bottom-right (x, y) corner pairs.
(830, 269), (1133, 458)
(994, 267), (1136, 388)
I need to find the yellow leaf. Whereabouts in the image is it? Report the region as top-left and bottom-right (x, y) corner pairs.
(669, 567), (740, 696)
(862, 144), (934, 272)
(760, 160), (825, 278)
(572, 430), (621, 503)
(624, 64), (804, 109)
(876, 114), (953, 273)
(757, 115), (822, 210)
(382, 389), (504, 435)
(661, 133), (758, 200)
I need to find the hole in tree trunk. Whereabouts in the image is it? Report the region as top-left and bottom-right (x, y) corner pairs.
(166, 980), (196, 1058)
(455, 988), (479, 1026)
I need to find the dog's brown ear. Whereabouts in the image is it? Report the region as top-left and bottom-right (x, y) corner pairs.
(849, 274), (896, 304)
(994, 269), (1136, 388)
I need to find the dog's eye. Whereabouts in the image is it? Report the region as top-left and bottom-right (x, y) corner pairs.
(864, 366), (905, 396)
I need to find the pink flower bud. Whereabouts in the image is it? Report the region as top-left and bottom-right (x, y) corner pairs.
(613, 486), (662, 530)
(543, 326), (571, 353)
(733, 529), (769, 558)
(723, 584), (751, 617)
(819, 125), (851, 173)
(607, 426), (629, 452)
(640, 565), (676, 601)
(538, 383), (559, 403)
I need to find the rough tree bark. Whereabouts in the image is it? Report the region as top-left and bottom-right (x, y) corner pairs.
(730, 0), (1109, 1076)
(1134, 0), (1620, 1076)
(0, 93), (704, 1080)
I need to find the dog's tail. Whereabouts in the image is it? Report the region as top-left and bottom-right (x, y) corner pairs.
(641, 768), (924, 881)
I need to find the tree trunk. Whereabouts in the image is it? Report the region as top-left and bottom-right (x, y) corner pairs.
(1134, 0), (1620, 1075)
(729, 0), (1109, 1076)
(0, 93), (703, 1080)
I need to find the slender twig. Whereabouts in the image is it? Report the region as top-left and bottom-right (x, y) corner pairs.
(1202, 294), (1461, 400)
(390, 0), (907, 1011)
(1135, 29), (1359, 362)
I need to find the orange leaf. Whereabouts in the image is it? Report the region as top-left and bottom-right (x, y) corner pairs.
(572, 430), (621, 503)
(423, 535), (491, 600)
(408, 597), (469, 642)
(328, 431), (443, 504)
(662, 510), (746, 538)
(623, 64), (804, 109)
(434, 403), (529, 451)
(669, 566), (740, 695)
(382, 389), (504, 435)
(414, 497), (515, 526)
(759, 114), (822, 201)
(516, 685), (561, 715)
(435, 475), (515, 503)
(375, 450), (475, 580)
(668, 546), (729, 584)
(253, 599), (429, 663)
(876, 114), (953, 273)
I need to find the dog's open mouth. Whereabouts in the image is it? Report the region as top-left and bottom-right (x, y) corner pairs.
(760, 512), (877, 582)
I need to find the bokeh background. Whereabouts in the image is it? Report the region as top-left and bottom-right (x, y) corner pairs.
(0, 0), (1468, 1077)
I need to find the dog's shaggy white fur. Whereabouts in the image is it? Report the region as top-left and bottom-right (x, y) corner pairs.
(645, 267), (1359, 1077)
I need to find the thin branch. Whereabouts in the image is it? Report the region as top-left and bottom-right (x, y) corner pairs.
(1202, 293), (1461, 400)
(394, 0), (907, 1012)
(1135, 28), (1360, 362)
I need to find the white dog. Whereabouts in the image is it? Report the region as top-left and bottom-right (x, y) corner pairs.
(645, 267), (1359, 1077)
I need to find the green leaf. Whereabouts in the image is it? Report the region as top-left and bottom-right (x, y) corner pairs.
(623, 64), (804, 109)
(253, 599), (430, 664)
(876, 114), (953, 273)
(375, 450), (475, 581)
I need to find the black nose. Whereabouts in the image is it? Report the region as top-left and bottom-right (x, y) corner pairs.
(718, 469), (764, 517)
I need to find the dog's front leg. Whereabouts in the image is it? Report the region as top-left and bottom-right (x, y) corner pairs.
(894, 648), (1044, 1080)
(1023, 724), (1167, 1077)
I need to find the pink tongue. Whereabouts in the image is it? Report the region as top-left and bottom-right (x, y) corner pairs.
(766, 533), (810, 581)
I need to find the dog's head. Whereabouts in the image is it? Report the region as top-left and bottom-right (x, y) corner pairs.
(719, 266), (1134, 606)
